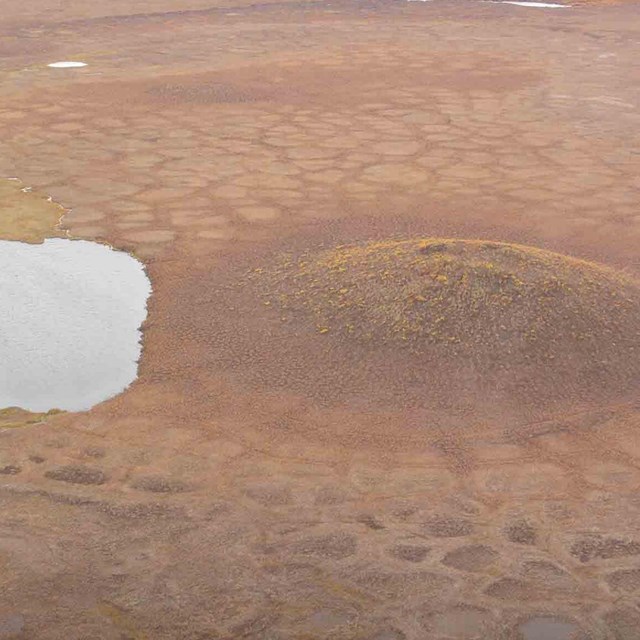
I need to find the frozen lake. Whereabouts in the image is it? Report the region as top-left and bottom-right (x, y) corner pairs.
(0, 238), (151, 412)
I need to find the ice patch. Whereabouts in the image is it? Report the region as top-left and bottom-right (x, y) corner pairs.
(47, 61), (87, 68)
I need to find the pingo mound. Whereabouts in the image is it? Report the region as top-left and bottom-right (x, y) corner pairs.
(258, 238), (640, 405)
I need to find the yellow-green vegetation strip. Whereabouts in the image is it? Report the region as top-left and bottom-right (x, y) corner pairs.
(0, 178), (65, 243)
(0, 407), (63, 430)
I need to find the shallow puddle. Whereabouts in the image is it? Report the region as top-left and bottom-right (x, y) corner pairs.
(519, 617), (578, 640)
(0, 238), (151, 412)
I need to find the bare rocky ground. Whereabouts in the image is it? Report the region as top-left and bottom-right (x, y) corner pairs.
(1, 0), (640, 638)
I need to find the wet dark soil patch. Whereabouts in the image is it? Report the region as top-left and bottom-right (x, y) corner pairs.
(570, 535), (640, 563)
(130, 476), (189, 493)
(389, 544), (430, 563)
(423, 516), (474, 538)
(605, 568), (640, 592)
(505, 519), (538, 545)
(0, 465), (21, 475)
(44, 465), (107, 485)
(442, 544), (499, 571)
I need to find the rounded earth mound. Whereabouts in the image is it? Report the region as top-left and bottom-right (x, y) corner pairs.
(253, 238), (640, 412)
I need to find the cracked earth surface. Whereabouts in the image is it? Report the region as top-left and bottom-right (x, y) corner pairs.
(1, 0), (640, 638)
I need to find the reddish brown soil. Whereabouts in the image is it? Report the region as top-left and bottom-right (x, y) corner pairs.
(1, 0), (640, 638)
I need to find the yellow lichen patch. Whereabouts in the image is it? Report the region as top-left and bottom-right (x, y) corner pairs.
(0, 178), (65, 243)
(97, 603), (149, 640)
(254, 238), (640, 395)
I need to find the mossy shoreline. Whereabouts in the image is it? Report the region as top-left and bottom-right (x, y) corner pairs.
(0, 178), (65, 244)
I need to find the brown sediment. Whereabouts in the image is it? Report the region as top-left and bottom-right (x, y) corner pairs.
(1, 0), (640, 637)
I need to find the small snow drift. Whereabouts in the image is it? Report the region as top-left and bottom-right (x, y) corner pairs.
(47, 61), (88, 68)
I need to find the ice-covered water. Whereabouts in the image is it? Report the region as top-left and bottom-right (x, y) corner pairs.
(0, 238), (151, 412)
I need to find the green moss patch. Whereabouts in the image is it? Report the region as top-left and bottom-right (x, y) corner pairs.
(0, 179), (65, 243)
